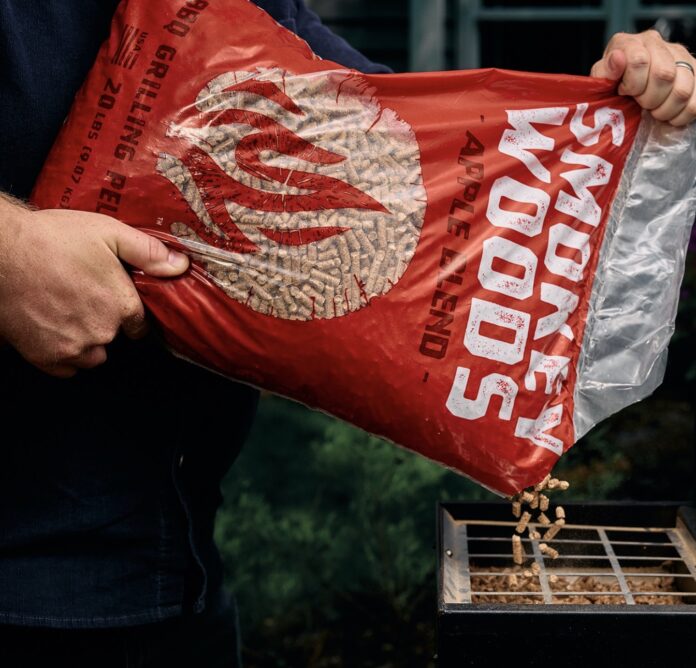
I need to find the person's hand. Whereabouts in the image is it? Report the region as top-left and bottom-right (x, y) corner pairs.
(591, 29), (696, 126)
(0, 202), (189, 378)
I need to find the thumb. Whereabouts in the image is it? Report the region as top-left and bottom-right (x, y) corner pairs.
(109, 222), (189, 276)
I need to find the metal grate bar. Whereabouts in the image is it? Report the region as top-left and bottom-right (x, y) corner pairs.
(471, 592), (623, 597)
(442, 511), (472, 604)
(469, 554), (685, 561)
(468, 537), (672, 547)
(472, 592), (544, 597)
(665, 528), (696, 581)
(462, 520), (672, 532)
(471, 571), (696, 579)
(471, 591), (696, 597)
(446, 512), (696, 606)
(530, 540), (553, 604)
(457, 522), (472, 604)
(598, 528), (635, 605)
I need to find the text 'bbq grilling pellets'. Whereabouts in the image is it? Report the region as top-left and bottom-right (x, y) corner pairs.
(32, 0), (696, 495)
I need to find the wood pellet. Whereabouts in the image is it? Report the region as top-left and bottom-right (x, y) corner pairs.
(515, 511), (532, 534)
(520, 491), (535, 504)
(539, 543), (559, 559)
(534, 475), (551, 492)
(543, 523), (562, 542)
(512, 534), (525, 565)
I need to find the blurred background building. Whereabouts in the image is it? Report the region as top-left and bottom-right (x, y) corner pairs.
(306, 0), (696, 74)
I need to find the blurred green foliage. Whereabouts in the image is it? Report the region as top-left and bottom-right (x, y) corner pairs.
(216, 396), (494, 666)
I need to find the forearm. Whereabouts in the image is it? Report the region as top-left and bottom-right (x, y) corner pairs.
(0, 194), (32, 299)
(0, 191), (30, 261)
(0, 193), (31, 347)
(0, 191), (31, 248)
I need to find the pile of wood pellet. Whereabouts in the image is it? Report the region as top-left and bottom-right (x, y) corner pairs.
(511, 474), (569, 566)
(158, 68), (426, 320)
(470, 567), (683, 605)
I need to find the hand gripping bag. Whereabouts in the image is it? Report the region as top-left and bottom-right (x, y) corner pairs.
(32, 0), (696, 495)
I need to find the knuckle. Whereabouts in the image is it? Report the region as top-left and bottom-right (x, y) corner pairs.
(610, 32), (630, 44)
(85, 348), (107, 368)
(673, 85), (693, 103)
(652, 65), (676, 83)
(129, 299), (145, 317)
(124, 304), (146, 327)
(669, 115), (688, 127)
(96, 327), (118, 346)
(146, 235), (166, 265)
(626, 50), (650, 69)
(55, 343), (82, 362)
(651, 107), (670, 121)
(122, 290), (144, 316)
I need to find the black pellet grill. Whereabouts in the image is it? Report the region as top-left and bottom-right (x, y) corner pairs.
(436, 502), (696, 667)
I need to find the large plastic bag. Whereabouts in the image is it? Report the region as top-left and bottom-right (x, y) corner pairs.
(32, 0), (696, 495)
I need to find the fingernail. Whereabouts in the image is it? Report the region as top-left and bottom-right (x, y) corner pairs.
(168, 249), (188, 268)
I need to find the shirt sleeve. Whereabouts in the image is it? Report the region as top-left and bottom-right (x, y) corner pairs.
(292, 0), (393, 74)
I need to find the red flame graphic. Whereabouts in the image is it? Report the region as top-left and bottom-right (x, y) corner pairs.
(161, 78), (389, 254)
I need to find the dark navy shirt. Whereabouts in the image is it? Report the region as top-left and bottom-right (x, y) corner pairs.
(0, 0), (388, 628)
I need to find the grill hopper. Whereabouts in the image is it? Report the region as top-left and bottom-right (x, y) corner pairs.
(436, 502), (696, 667)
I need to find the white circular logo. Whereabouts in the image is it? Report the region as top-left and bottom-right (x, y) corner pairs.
(157, 68), (426, 320)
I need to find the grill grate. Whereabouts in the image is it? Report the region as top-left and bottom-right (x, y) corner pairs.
(442, 515), (696, 605)
(437, 504), (696, 667)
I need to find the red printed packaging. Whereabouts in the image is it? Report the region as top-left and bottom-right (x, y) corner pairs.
(32, 0), (696, 494)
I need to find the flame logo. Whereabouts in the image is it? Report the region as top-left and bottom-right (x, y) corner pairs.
(156, 68), (425, 320)
(159, 77), (388, 254)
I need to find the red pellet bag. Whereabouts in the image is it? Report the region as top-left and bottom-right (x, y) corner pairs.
(32, 0), (696, 495)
